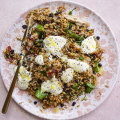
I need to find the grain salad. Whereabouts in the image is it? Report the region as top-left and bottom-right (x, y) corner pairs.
(3, 6), (104, 109)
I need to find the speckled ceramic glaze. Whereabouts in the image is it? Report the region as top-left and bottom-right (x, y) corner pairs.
(0, 1), (119, 119)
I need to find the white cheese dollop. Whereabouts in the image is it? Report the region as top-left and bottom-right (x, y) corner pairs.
(67, 59), (89, 73)
(41, 76), (63, 96)
(81, 36), (96, 54)
(61, 68), (74, 83)
(43, 36), (67, 57)
(35, 55), (44, 65)
(61, 56), (89, 73)
(17, 66), (31, 90)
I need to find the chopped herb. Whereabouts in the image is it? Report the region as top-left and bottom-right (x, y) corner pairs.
(55, 11), (59, 15)
(85, 83), (96, 93)
(81, 95), (87, 101)
(43, 65), (47, 68)
(85, 87), (93, 93)
(93, 60), (100, 73)
(68, 8), (76, 15)
(34, 11), (37, 14)
(52, 32), (55, 35)
(69, 22), (73, 29)
(65, 28), (84, 45)
(41, 71), (47, 76)
(35, 39), (43, 43)
(90, 75), (94, 79)
(35, 87), (47, 100)
(37, 24), (45, 31)
(73, 82), (80, 90)
(86, 83), (96, 89)
(29, 49), (34, 53)
(79, 56), (84, 60)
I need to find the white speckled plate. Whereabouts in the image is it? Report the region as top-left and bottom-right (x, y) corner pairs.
(0, 1), (119, 119)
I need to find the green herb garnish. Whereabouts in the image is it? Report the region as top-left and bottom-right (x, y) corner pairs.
(29, 49), (34, 53)
(90, 75), (94, 79)
(85, 83), (96, 93)
(86, 83), (96, 89)
(79, 56), (84, 61)
(52, 32), (55, 35)
(85, 87), (93, 93)
(37, 24), (45, 31)
(35, 39), (43, 43)
(35, 87), (47, 100)
(44, 65), (47, 68)
(68, 8), (76, 15)
(65, 28), (84, 45)
(93, 60), (100, 73)
(69, 22), (74, 29)
(81, 95), (87, 101)
(41, 71), (47, 76)
(73, 82), (81, 90)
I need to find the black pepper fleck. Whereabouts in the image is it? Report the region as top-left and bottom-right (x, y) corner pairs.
(51, 64), (54, 67)
(57, 17), (60, 19)
(6, 53), (9, 58)
(22, 61), (26, 65)
(19, 53), (22, 56)
(37, 79), (42, 84)
(22, 25), (27, 29)
(86, 29), (89, 32)
(55, 12), (59, 15)
(51, 19), (54, 23)
(76, 51), (79, 53)
(43, 20), (47, 25)
(91, 55), (96, 61)
(49, 13), (54, 17)
(75, 79), (78, 83)
(27, 58), (31, 62)
(68, 49), (71, 52)
(41, 43), (44, 48)
(34, 101), (37, 105)
(27, 67), (30, 71)
(10, 50), (14, 54)
(69, 25), (72, 29)
(72, 102), (76, 106)
(98, 63), (102, 67)
(93, 71), (96, 74)
(96, 36), (100, 40)
(60, 103), (64, 107)
(27, 34), (31, 37)
(62, 65), (65, 71)
(35, 88), (38, 91)
(17, 60), (19, 65)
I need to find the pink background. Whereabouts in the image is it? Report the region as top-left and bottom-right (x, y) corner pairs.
(0, 0), (120, 120)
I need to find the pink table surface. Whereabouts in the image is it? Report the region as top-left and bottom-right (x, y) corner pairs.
(0, 0), (120, 120)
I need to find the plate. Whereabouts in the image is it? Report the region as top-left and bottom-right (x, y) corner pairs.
(0, 1), (119, 119)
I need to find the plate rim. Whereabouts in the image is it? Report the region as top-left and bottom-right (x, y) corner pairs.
(0, 0), (119, 119)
